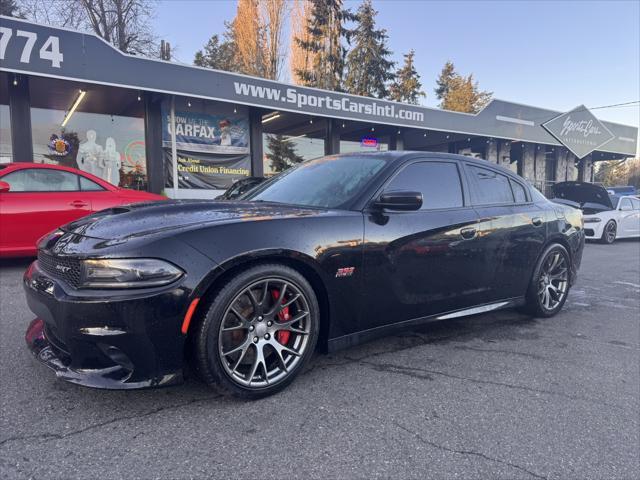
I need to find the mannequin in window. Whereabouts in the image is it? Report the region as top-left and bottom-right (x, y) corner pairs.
(78, 130), (103, 178)
(104, 137), (122, 186)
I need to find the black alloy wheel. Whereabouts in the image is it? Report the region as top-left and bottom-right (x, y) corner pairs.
(193, 263), (319, 399)
(600, 220), (617, 244)
(525, 243), (570, 317)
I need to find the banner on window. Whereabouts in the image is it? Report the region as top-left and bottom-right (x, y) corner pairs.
(161, 109), (249, 155)
(164, 149), (250, 190)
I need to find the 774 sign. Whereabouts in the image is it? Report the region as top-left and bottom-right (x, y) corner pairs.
(0, 27), (63, 68)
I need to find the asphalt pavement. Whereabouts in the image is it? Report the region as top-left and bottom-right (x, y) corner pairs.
(1, 240), (639, 479)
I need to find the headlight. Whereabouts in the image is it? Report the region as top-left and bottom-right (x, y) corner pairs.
(583, 217), (602, 223)
(80, 258), (183, 289)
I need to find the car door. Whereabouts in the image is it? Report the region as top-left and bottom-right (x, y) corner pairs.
(77, 175), (120, 212)
(463, 164), (546, 300)
(618, 198), (640, 237)
(0, 168), (91, 254)
(362, 159), (486, 328)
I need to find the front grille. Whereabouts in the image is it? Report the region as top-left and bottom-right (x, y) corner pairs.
(38, 251), (82, 288)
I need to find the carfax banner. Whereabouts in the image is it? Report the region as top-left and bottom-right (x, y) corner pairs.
(161, 108), (249, 155)
(164, 149), (250, 190)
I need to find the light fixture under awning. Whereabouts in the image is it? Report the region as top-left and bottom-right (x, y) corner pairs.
(262, 112), (281, 124)
(61, 90), (86, 127)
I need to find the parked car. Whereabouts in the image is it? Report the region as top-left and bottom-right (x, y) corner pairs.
(214, 177), (265, 200)
(24, 152), (584, 398)
(552, 181), (640, 244)
(0, 162), (165, 257)
(606, 185), (637, 196)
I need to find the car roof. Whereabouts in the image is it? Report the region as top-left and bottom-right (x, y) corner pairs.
(335, 151), (522, 180)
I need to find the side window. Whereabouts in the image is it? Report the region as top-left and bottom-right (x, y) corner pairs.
(631, 198), (640, 210)
(510, 179), (528, 203)
(467, 165), (514, 205)
(619, 198), (633, 210)
(384, 161), (464, 210)
(2, 169), (79, 192)
(80, 176), (106, 191)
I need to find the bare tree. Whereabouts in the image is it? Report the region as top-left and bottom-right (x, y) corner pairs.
(233, 0), (265, 77)
(18, 0), (85, 29)
(289, 0), (313, 85)
(18, 0), (158, 56)
(261, 0), (287, 80)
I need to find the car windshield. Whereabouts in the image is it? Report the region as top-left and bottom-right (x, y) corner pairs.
(244, 155), (388, 209)
(609, 194), (621, 207)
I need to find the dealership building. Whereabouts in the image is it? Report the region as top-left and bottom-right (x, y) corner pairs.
(0, 16), (637, 198)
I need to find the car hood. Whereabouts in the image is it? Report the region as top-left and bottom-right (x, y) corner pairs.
(552, 181), (613, 212)
(60, 200), (327, 241)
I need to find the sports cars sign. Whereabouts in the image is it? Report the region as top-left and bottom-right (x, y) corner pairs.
(542, 105), (615, 159)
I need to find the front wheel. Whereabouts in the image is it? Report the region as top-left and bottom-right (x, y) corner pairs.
(599, 220), (617, 244)
(524, 244), (571, 318)
(193, 263), (319, 399)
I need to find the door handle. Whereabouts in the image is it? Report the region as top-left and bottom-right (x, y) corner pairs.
(460, 227), (477, 240)
(532, 217), (543, 227)
(69, 200), (88, 208)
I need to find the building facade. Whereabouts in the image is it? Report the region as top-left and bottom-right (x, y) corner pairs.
(0, 16), (637, 198)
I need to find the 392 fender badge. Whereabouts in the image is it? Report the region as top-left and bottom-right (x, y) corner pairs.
(335, 267), (355, 278)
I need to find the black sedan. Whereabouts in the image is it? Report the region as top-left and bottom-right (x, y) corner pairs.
(24, 152), (584, 399)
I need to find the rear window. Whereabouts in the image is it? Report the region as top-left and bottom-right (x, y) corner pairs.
(467, 165), (514, 205)
(510, 179), (528, 203)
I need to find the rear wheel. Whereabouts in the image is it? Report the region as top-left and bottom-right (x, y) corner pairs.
(524, 244), (570, 318)
(599, 220), (616, 244)
(193, 264), (319, 399)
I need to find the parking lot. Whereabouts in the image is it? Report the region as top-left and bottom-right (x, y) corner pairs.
(0, 240), (638, 480)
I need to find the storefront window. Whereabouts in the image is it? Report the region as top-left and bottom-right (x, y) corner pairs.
(339, 121), (388, 155)
(340, 139), (388, 154)
(29, 77), (147, 190)
(262, 113), (326, 176)
(0, 73), (11, 163)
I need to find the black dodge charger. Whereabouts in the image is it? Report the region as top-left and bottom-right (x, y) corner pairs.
(24, 152), (584, 398)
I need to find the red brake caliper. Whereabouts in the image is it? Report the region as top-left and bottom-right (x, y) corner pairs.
(271, 289), (291, 344)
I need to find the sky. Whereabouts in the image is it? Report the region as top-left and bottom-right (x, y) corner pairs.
(154, 0), (640, 128)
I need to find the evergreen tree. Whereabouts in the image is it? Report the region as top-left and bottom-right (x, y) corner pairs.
(295, 0), (353, 91)
(266, 135), (304, 173)
(388, 50), (425, 104)
(343, 0), (394, 98)
(435, 61), (492, 113)
(435, 60), (455, 100)
(194, 25), (239, 72)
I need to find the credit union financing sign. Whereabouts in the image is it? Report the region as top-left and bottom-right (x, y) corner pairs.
(542, 105), (615, 159)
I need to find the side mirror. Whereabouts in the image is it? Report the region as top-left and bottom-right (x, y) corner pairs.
(375, 191), (422, 211)
(0, 181), (10, 193)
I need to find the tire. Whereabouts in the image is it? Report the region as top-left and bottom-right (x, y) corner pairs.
(599, 220), (617, 244)
(524, 243), (571, 318)
(193, 263), (319, 399)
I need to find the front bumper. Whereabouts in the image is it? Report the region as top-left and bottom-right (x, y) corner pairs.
(583, 221), (604, 240)
(23, 261), (189, 389)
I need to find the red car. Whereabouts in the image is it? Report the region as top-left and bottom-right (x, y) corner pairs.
(0, 163), (165, 257)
